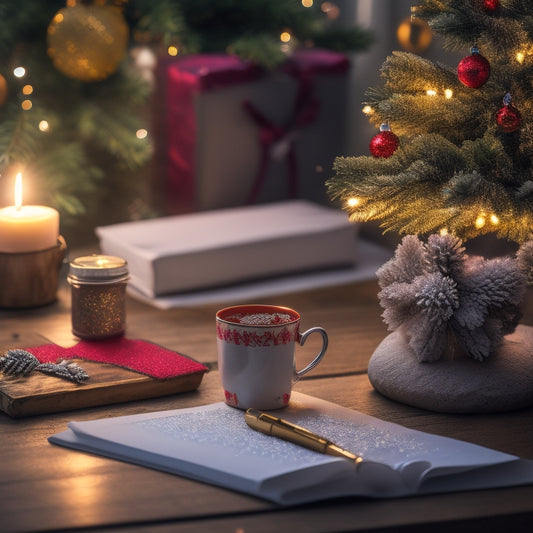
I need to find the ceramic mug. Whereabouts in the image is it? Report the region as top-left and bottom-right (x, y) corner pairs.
(216, 304), (328, 410)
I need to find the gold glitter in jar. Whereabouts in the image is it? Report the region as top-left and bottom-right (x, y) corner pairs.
(68, 255), (129, 340)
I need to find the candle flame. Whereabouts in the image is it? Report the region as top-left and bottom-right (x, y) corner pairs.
(14, 173), (23, 210)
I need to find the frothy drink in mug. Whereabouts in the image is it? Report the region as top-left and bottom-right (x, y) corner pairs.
(225, 312), (293, 325)
(216, 304), (328, 410)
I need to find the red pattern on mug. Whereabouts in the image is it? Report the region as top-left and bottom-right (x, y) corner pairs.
(217, 323), (296, 347)
(224, 390), (239, 406)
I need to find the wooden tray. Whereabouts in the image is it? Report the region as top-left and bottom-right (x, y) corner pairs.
(0, 333), (207, 418)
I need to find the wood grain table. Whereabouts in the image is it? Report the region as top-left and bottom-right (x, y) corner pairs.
(1, 279), (533, 533)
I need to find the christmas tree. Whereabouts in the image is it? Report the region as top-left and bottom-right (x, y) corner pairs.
(0, 0), (373, 244)
(327, 0), (533, 245)
(326, 0), (533, 375)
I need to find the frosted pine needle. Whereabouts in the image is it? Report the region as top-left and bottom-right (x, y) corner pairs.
(377, 234), (529, 362)
(0, 349), (89, 383)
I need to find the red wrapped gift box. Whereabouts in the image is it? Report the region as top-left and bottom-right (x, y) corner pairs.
(159, 49), (350, 214)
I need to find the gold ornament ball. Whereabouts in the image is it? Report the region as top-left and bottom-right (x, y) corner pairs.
(47, 4), (129, 82)
(397, 16), (432, 53)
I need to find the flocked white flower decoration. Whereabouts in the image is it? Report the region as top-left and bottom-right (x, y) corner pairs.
(377, 234), (531, 362)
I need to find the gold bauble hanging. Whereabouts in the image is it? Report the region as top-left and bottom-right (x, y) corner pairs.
(47, 3), (129, 82)
(397, 16), (433, 53)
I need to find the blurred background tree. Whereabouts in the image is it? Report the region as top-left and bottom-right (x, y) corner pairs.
(0, 0), (373, 245)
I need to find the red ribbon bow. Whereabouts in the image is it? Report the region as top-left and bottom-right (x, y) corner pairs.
(243, 75), (319, 204)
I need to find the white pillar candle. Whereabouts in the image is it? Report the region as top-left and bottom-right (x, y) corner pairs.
(0, 173), (60, 253)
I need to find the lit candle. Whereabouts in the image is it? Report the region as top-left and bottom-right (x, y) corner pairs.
(0, 173), (59, 252)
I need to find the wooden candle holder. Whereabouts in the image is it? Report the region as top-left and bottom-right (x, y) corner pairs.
(0, 236), (67, 308)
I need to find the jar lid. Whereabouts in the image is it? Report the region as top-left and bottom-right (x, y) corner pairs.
(68, 255), (129, 284)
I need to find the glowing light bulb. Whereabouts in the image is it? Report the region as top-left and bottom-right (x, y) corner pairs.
(475, 215), (486, 229)
(444, 89), (453, 99)
(13, 67), (26, 78)
(490, 214), (499, 225)
(517, 52), (525, 64)
(167, 46), (178, 56)
(426, 89), (437, 96)
(347, 197), (360, 207)
(362, 105), (373, 115)
(280, 32), (291, 43)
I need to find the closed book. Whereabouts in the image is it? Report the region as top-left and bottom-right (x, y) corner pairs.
(96, 201), (358, 297)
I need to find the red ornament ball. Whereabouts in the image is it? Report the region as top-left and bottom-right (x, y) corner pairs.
(483, 0), (499, 12)
(457, 50), (490, 88)
(496, 104), (522, 133)
(370, 127), (399, 158)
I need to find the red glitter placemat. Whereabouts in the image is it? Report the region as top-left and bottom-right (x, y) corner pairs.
(27, 337), (208, 380)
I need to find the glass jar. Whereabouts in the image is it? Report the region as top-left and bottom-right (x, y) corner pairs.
(68, 255), (129, 340)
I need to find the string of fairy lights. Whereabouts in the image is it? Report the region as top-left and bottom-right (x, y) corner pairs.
(8, 62), (149, 141)
(343, 22), (533, 237)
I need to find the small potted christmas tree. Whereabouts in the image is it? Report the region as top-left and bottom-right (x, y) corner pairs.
(327, 0), (533, 413)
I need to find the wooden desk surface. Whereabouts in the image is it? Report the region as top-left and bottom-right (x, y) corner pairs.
(1, 280), (533, 533)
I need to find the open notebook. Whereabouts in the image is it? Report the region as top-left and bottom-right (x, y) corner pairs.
(49, 393), (533, 505)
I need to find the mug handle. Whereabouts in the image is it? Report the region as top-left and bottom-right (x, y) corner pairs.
(293, 327), (328, 382)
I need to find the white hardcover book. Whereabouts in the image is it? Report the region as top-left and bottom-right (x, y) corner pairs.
(95, 201), (358, 297)
(49, 393), (533, 505)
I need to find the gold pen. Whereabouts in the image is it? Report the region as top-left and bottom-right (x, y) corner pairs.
(244, 408), (363, 465)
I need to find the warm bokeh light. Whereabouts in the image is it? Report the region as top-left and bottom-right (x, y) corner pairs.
(280, 31), (291, 43)
(13, 66), (26, 78)
(21, 99), (32, 110)
(302, 0), (313, 6)
(362, 105), (373, 115)
(444, 89), (453, 99)
(475, 215), (486, 229)
(22, 85), (33, 95)
(167, 46), (178, 56)
(439, 228), (449, 236)
(490, 214), (499, 225)
(516, 52), (525, 64)
(347, 197), (360, 207)
(39, 120), (50, 132)
(426, 89), (437, 96)
(136, 128), (148, 139)
(321, 1), (340, 19)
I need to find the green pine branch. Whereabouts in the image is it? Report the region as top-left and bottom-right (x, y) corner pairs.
(328, 131), (533, 243)
(328, 0), (533, 245)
